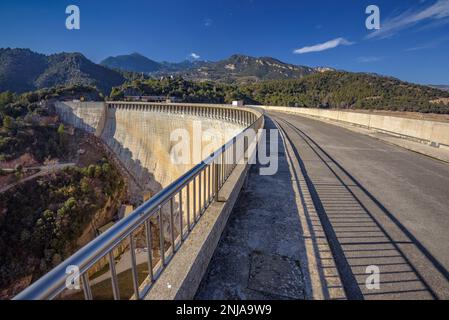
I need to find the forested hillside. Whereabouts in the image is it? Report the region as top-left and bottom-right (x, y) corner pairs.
(110, 77), (230, 103)
(0, 85), (102, 162)
(110, 72), (449, 114)
(239, 72), (449, 113)
(0, 160), (125, 296)
(0, 48), (125, 94)
(0, 85), (126, 298)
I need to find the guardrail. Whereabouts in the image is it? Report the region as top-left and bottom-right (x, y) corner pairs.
(107, 101), (256, 126)
(14, 105), (263, 300)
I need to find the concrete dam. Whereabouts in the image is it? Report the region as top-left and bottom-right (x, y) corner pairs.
(12, 101), (263, 300)
(55, 101), (246, 203)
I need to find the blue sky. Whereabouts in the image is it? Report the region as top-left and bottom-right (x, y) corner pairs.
(0, 0), (449, 84)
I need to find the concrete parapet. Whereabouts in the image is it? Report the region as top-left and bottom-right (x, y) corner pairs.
(259, 106), (449, 148)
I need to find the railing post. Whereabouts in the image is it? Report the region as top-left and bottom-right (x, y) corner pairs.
(179, 191), (183, 242)
(169, 198), (175, 254)
(108, 251), (120, 300)
(203, 169), (206, 212)
(214, 160), (219, 201)
(186, 183), (191, 231)
(144, 220), (154, 282)
(198, 172), (202, 216)
(158, 207), (165, 266)
(193, 177), (197, 221)
(81, 273), (93, 300)
(208, 165), (212, 203)
(129, 234), (140, 300)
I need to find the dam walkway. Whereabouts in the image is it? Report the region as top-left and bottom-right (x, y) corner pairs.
(196, 111), (449, 300)
(196, 117), (334, 299)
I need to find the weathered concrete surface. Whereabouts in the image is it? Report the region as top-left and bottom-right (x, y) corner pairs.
(55, 101), (106, 136)
(55, 101), (244, 197)
(196, 117), (346, 300)
(267, 111), (449, 299)
(197, 111), (449, 300)
(102, 107), (242, 194)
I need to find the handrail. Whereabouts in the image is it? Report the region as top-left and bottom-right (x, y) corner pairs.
(14, 105), (263, 300)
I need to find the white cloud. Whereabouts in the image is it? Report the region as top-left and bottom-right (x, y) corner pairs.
(367, 0), (449, 39)
(293, 37), (354, 54)
(204, 18), (213, 27)
(190, 53), (200, 59)
(357, 56), (383, 63)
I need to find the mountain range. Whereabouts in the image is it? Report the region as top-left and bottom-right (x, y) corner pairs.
(0, 48), (447, 99)
(100, 53), (333, 83)
(430, 85), (449, 92)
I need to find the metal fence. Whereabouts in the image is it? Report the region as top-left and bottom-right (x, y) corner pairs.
(107, 101), (257, 126)
(14, 105), (263, 300)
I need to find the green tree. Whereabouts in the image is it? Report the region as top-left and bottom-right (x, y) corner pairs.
(57, 124), (65, 135)
(57, 123), (66, 148)
(0, 91), (15, 107)
(2, 116), (14, 130)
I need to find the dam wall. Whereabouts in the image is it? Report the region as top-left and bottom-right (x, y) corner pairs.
(260, 106), (449, 148)
(102, 104), (244, 196)
(54, 101), (106, 136)
(54, 101), (246, 198)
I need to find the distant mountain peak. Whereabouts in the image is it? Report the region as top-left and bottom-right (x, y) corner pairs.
(98, 52), (329, 83)
(100, 53), (161, 73)
(0, 48), (124, 94)
(429, 85), (449, 92)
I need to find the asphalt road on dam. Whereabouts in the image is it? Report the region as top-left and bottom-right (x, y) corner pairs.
(269, 111), (449, 299)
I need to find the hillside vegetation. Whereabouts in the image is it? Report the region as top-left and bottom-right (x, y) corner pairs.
(0, 48), (125, 94)
(2, 48), (448, 113)
(0, 85), (126, 297)
(110, 72), (449, 114)
(176, 54), (318, 83)
(0, 159), (125, 295)
(0, 85), (103, 163)
(110, 77), (230, 103)
(239, 72), (449, 113)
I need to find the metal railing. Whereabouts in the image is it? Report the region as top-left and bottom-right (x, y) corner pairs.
(106, 101), (255, 126)
(14, 106), (263, 300)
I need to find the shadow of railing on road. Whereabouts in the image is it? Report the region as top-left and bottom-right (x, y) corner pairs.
(276, 116), (449, 300)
